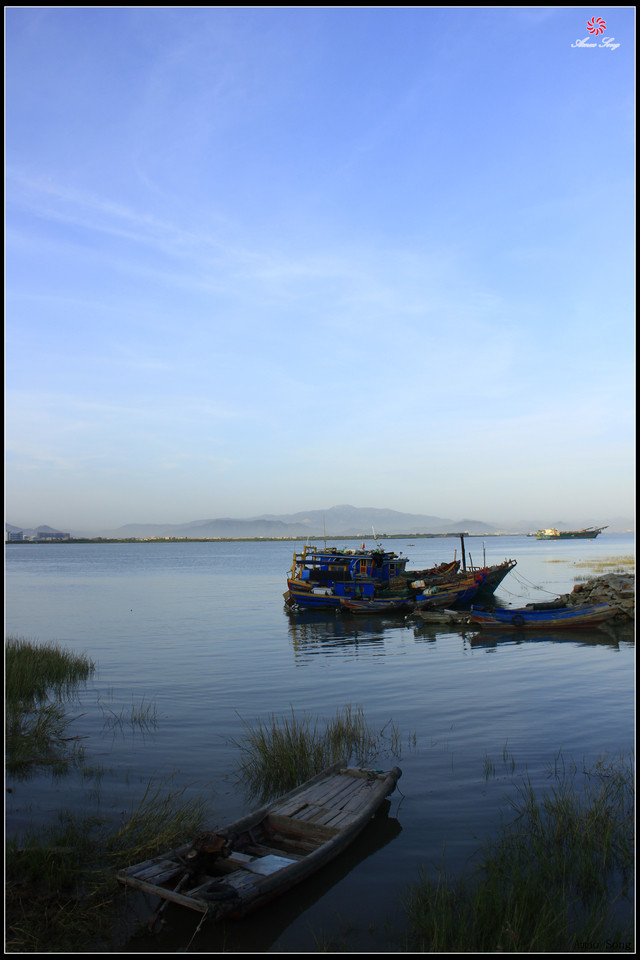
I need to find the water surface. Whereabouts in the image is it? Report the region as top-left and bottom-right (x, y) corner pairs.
(5, 534), (634, 951)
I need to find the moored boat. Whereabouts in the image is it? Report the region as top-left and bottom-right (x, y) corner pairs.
(414, 608), (472, 625)
(469, 602), (616, 630)
(117, 763), (402, 923)
(286, 545), (409, 609)
(339, 596), (417, 615)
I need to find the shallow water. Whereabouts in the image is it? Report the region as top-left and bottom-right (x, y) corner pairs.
(5, 534), (635, 951)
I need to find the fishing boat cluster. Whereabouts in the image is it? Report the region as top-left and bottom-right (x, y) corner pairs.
(284, 540), (516, 617)
(283, 541), (631, 630)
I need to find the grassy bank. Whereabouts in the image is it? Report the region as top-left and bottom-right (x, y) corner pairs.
(6, 784), (207, 952)
(404, 754), (634, 952)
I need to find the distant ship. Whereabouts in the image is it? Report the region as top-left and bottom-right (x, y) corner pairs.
(534, 526), (607, 540)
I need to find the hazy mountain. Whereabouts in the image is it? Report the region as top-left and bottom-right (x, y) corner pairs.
(95, 505), (498, 539)
(7, 509), (633, 539)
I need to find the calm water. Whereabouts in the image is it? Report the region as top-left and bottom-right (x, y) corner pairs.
(5, 534), (635, 951)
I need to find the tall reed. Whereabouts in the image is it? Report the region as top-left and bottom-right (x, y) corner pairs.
(233, 704), (400, 799)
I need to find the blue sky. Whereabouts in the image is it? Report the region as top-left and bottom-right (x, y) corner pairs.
(5, 7), (635, 532)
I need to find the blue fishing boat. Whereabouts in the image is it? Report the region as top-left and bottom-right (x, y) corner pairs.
(285, 545), (409, 609)
(469, 602), (616, 630)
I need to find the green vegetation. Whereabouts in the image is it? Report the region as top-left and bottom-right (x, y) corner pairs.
(6, 783), (207, 952)
(232, 704), (402, 800)
(5, 637), (208, 952)
(404, 754), (634, 952)
(6, 636), (95, 775)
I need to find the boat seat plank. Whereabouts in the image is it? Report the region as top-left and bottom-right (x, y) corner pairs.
(266, 813), (339, 842)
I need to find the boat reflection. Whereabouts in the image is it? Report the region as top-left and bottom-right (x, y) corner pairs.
(284, 605), (633, 656)
(467, 625), (631, 650)
(285, 605), (394, 654)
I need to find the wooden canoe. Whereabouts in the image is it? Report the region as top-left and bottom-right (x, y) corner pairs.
(117, 763), (402, 922)
(469, 602), (616, 630)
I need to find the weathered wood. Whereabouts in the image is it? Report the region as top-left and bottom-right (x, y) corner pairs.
(121, 873), (209, 914)
(266, 813), (339, 842)
(117, 764), (402, 924)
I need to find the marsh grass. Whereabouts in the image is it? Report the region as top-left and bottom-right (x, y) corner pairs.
(6, 782), (207, 952)
(6, 635), (95, 703)
(405, 754), (634, 952)
(99, 695), (159, 732)
(6, 636), (95, 775)
(232, 704), (401, 799)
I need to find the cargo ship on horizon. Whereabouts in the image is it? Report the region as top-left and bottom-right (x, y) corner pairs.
(533, 526), (607, 540)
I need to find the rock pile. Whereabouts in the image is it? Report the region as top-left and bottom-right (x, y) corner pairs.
(564, 573), (635, 621)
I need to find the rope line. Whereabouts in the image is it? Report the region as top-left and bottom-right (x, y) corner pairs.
(503, 571), (565, 599)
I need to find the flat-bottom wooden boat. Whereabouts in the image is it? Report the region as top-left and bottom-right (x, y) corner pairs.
(339, 596), (416, 614)
(117, 763), (402, 923)
(414, 608), (472, 625)
(469, 602), (616, 630)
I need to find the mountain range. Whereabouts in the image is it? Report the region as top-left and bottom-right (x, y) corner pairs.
(6, 505), (634, 539)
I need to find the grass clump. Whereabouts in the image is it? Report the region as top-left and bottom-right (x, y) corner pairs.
(6, 782), (207, 952)
(233, 704), (400, 799)
(404, 754), (634, 952)
(6, 636), (95, 775)
(6, 635), (95, 702)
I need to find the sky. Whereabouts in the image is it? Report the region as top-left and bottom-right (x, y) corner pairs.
(5, 7), (635, 533)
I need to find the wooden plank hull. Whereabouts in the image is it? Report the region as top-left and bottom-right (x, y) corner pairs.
(469, 603), (616, 630)
(415, 609), (472, 624)
(117, 764), (402, 921)
(339, 597), (416, 614)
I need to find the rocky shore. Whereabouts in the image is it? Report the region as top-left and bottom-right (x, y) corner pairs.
(564, 573), (635, 622)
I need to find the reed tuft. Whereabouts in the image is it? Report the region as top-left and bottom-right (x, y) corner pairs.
(233, 704), (400, 799)
(405, 753), (634, 952)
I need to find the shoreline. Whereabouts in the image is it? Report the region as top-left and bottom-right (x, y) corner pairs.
(6, 532), (634, 545)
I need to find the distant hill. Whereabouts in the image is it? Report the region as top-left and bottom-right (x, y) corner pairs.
(5, 523), (70, 539)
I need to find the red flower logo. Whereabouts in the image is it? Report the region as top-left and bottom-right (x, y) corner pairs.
(586, 17), (606, 35)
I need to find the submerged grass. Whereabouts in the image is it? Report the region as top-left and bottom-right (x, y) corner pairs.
(405, 753), (634, 952)
(232, 704), (401, 799)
